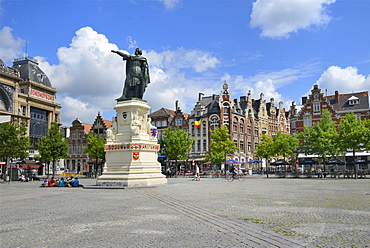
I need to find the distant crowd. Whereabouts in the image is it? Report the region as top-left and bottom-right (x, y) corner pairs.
(40, 177), (82, 187)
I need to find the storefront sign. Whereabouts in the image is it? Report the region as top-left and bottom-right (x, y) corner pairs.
(30, 89), (53, 101)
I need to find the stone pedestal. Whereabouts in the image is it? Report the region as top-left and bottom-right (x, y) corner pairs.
(96, 99), (167, 187)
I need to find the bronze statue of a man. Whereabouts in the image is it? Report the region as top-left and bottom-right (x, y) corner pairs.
(111, 48), (150, 100)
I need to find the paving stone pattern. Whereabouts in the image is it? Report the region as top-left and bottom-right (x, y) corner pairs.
(0, 176), (369, 248)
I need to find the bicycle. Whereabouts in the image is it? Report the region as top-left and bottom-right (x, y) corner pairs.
(226, 172), (244, 182)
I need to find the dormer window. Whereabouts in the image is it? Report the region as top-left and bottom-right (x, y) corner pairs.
(348, 96), (359, 105)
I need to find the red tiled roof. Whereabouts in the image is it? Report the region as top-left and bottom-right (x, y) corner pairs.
(81, 123), (92, 134)
(103, 120), (112, 128)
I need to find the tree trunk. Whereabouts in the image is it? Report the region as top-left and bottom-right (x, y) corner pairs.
(52, 160), (56, 178)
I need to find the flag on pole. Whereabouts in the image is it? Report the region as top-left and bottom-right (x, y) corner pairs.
(194, 117), (201, 128)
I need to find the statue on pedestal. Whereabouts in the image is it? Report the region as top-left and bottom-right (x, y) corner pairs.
(111, 48), (150, 100)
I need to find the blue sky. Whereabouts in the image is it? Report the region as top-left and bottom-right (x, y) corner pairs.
(1, 0), (369, 126)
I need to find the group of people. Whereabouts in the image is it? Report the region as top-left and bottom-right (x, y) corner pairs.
(41, 177), (82, 187)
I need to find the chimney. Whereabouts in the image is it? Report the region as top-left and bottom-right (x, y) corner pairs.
(335, 90), (339, 103)
(198, 93), (204, 101)
(212, 94), (217, 100)
(175, 100), (179, 111)
(302, 96), (307, 105)
(240, 96), (246, 102)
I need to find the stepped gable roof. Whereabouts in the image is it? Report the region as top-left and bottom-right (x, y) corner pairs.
(150, 108), (175, 118)
(326, 91), (369, 111)
(12, 57), (52, 87)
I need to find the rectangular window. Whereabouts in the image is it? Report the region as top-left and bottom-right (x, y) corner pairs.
(162, 120), (167, 127)
(304, 116), (312, 127)
(313, 103), (320, 112)
(175, 119), (182, 126)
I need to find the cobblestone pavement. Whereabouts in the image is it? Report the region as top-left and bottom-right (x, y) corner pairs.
(1, 176), (369, 248)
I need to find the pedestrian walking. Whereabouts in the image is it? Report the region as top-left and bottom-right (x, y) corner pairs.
(194, 164), (200, 181)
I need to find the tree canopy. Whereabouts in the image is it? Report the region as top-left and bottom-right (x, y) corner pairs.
(37, 123), (68, 178)
(296, 109), (341, 168)
(338, 112), (370, 179)
(271, 131), (298, 160)
(85, 132), (106, 177)
(254, 133), (274, 160)
(0, 122), (30, 181)
(205, 126), (238, 166)
(159, 127), (193, 163)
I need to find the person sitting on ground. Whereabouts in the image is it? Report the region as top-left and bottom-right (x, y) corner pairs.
(72, 177), (81, 187)
(66, 177), (73, 187)
(48, 177), (55, 187)
(19, 174), (26, 182)
(58, 177), (65, 187)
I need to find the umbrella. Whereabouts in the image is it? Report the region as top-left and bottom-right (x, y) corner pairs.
(299, 158), (319, 165)
(270, 159), (291, 166)
(222, 159), (241, 164)
(346, 158), (369, 166)
(324, 158), (345, 165)
(247, 159), (262, 163)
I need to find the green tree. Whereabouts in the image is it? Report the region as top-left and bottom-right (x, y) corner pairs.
(85, 132), (106, 178)
(204, 126), (238, 170)
(37, 123), (68, 178)
(272, 132), (298, 160)
(296, 109), (341, 172)
(338, 112), (370, 179)
(254, 133), (274, 177)
(159, 127), (193, 172)
(271, 132), (298, 177)
(0, 122), (30, 181)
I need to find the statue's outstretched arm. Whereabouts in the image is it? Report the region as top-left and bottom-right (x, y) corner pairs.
(111, 50), (128, 58)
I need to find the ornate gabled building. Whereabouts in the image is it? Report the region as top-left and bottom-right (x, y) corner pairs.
(66, 118), (92, 174)
(290, 84), (370, 134)
(90, 111), (112, 136)
(188, 92), (219, 162)
(65, 112), (112, 174)
(188, 81), (291, 167)
(149, 101), (189, 141)
(0, 57), (61, 157)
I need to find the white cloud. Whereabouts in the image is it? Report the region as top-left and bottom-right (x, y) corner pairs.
(158, 0), (182, 10)
(126, 36), (137, 50)
(316, 66), (370, 95)
(146, 48), (220, 73)
(1, 26), (315, 125)
(250, 0), (336, 38)
(34, 27), (221, 125)
(0, 27), (25, 62)
(59, 97), (100, 125)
